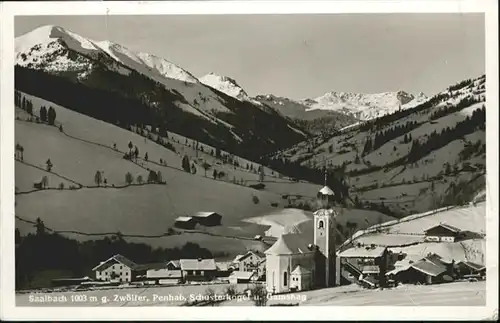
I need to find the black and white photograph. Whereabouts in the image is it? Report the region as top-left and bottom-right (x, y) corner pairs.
(1, 0), (498, 321)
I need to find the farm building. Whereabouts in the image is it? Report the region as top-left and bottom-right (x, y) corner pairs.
(424, 223), (464, 242)
(454, 260), (485, 279)
(179, 258), (217, 281)
(192, 212), (222, 226)
(92, 254), (142, 283)
(174, 216), (197, 230)
(337, 245), (391, 286)
(386, 254), (452, 285)
(146, 267), (182, 285)
(229, 271), (257, 284)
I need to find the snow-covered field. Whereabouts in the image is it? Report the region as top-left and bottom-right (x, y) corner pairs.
(15, 281), (485, 307)
(222, 281), (486, 306)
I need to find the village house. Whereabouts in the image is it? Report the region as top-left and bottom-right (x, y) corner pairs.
(174, 216), (197, 230)
(265, 183), (342, 294)
(337, 244), (391, 287)
(179, 258), (217, 281)
(386, 253), (453, 285)
(92, 254), (142, 283)
(229, 271), (257, 284)
(454, 260), (486, 279)
(233, 250), (266, 272)
(192, 212), (222, 226)
(146, 267), (182, 285)
(424, 223), (464, 242)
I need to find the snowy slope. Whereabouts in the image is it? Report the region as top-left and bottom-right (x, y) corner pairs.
(273, 75), (486, 215)
(303, 90), (429, 121)
(15, 25), (308, 154)
(15, 25), (197, 83)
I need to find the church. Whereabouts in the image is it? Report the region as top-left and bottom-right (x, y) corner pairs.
(265, 185), (341, 294)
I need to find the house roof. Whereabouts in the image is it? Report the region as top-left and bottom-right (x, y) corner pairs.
(456, 260), (485, 271)
(319, 186), (334, 196)
(138, 262), (167, 271)
(338, 246), (387, 258)
(265, 233), (314, 256)
(92, 254), (140, 271)
(238, 250), (266, 262)
(175, 216), (194, 222)
(167, 260), (181, 268)
(291, 265), (312, 275)
(410, 259), (447, 277)
(362, 265), (380, 274)
(424, 223), (461, 234)
(147, 269), (182, 279)
(232, 254), (244, 263)
(229, 271), (256, 280)
(193, 212), (220, 218)
(179, 258), (217, 271)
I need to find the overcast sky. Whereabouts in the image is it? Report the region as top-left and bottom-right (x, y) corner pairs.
(15, 14), (485, 100)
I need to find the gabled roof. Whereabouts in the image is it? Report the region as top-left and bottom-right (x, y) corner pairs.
(456, 260), (485, 271)
(424, 223), (461, 234)
(319, 186), (334, 196)
(167, 260), (181, 268)
(175, 216), (194, 222)
(92, 254), (140, 271)
(291, 265), (312, 275)
(147, 269), (182, 279)
(229, 271), (256, 280)
(138, 262), (167, 271)
(411, 259), (447, 277)
(264, 233), (314, 256)
(238, 250), (266, 262)
(179, 258), (217, 271)
(193, 212), (220, 218)
(338, 246), (387, 258)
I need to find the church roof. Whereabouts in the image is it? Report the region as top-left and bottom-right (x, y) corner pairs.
(291, 265), (312, 275)
(283, 223), (302, 235)
(265, 233), (314, 256)
(319, 186), (334, 196)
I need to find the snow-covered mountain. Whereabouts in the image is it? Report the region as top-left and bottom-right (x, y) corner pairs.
(15, 25), (308, 160)
(302, 90), (429, 121)
(15, 25), (199, 83)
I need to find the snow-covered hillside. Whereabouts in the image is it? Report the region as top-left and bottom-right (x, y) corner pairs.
(303, 90), (429, 121)
(15, 25), (307, 158)
(272, 75), (486, 215)
(15, 25), (198, 83)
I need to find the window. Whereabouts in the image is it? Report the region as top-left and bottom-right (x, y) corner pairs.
(283, 272), (288, 287)
(318, 220), (324, 229)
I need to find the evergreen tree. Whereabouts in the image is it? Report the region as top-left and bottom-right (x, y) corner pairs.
(213, 169), (218, 180)
(125, 172), (133, 185)
(47, 107), (56, 125)
(35, 218), (46, 236)
(128, 141), (133, 156)
(181, 155), (191, 172)
(94, 171), (103, 186)
(137, 175), (143, 184)
(147, 170), (157, 183)
(40, 106), (47, 122)
(191, 164), (197, 175)
(134, 146), (139, 161)
(144, 152), (148, 162)
(157, 171), (163, 183)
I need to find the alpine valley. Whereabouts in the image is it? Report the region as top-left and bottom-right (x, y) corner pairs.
(14, 25), (486, 283)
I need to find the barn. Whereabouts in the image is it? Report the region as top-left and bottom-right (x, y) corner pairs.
(179, 258), (217, 281)
(424, 223), (463, 242)
(92, 254), (142, 283)
(174, 216), (197, 230)
(192, 212), (222, 226)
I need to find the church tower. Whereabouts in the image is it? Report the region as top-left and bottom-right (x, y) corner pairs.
(313, 170), (338, 288)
